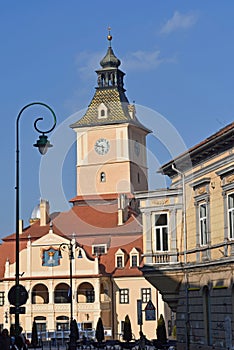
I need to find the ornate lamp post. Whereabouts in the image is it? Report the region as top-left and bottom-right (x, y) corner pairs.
(58, 238), (79, 350)
(13, 102), (56, 336)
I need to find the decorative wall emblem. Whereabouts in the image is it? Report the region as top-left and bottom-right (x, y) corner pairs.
(151, 199), (169, 206)
(197, 186), (206, 195)
(42, 247), (60, 266)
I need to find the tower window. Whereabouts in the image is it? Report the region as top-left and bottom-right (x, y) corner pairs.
(100, 172), (106, 182)
(137, 172), (140, 183)
(101, 109), (105, 117)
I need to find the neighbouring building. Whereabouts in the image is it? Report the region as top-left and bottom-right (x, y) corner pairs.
(0, 34), (171, 342)
(136, 122), (234, 350)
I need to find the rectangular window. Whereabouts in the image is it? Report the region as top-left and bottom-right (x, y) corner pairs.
(86, 290), (95, 303)
(117, 256), (123, 268)
(228, 193), (234, 239)
(119, 289), (129, 304)
(92, 245), (106, 255)
(0, 292), (4, 306)
(37, 323), (47, 332)
(131, 255), (138, 267)
(154, 213), (168, 251)
(141, 288), (151, 303)
(200, 203), (208, 245)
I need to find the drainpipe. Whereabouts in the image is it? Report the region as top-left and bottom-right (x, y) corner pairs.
(171, 164), (187, 263)
(110, 277), (115, 340)
(171, 164), (189, 350)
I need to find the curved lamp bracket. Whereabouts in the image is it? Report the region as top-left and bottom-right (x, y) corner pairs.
(16, 102), (57, 155)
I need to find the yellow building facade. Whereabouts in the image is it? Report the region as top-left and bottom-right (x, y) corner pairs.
(137, 122), (234, 350)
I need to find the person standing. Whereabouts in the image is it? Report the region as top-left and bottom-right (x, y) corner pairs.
(0, 328), (11, 350)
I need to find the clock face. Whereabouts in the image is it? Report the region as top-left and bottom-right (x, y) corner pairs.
(95, 138), (110, 155)
(134, 140), (140, 156)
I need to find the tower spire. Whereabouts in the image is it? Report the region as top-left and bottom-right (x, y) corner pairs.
(99, 28), (121, 70)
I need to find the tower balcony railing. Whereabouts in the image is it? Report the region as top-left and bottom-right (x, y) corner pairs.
(143, 239), (234, 265)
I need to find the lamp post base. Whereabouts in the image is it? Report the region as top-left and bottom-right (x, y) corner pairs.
(68, 339), (77, 350)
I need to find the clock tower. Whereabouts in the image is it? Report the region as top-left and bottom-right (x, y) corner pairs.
(71, 33), (150, 198)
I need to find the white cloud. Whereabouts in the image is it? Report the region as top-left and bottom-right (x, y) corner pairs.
(75, 49), (174, 78)
(161, 11), (198, 34)
(122, 50), (175, 71)
(76, 51), (104, 79)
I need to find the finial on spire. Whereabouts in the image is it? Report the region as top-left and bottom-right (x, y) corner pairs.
(100, 27), (121, 69)
(107, 26), (112, 47)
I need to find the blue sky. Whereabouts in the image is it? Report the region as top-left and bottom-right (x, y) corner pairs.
(0, 1), (234, 238)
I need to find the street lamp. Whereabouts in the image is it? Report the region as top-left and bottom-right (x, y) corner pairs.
(58, 238), (80, 350)
(14, 102), (56, 336)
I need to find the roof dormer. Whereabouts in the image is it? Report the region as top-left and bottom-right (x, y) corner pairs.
(115, 248), (126, 268)
(130, 247), (140, 267)
(98, 103), (109, 119)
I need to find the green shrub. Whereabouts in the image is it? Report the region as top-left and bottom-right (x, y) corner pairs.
(156, 314), (167, 344)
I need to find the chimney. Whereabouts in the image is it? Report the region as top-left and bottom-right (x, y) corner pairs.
(118, 194), (128, 226)
(19, 219), (23, 234)
(40, 199), (50, 226)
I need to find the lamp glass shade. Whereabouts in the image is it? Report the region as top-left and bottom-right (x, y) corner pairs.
(33, 135), (53, 155)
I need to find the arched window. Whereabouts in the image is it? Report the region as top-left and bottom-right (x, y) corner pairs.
(34, 316), (46, 332)
(203, 286), (212, 345)
(32, 284), (49, 304)
(100, 172), (106, 182)
(77, 282), (95, 303)
(56, 316), (69, 331)
(54, 283), (70, 304)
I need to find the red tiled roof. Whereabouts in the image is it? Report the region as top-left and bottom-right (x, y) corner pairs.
(70, 193), (134, 202)
(3, 221), (64, 242)
(0, 203), (143, 279)
(53, 204), (142, 236)
(82, 235), (144, 277)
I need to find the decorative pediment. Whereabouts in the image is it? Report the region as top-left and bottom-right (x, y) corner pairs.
(191, 177), (211, 199)
(216, 166), (234, 192)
